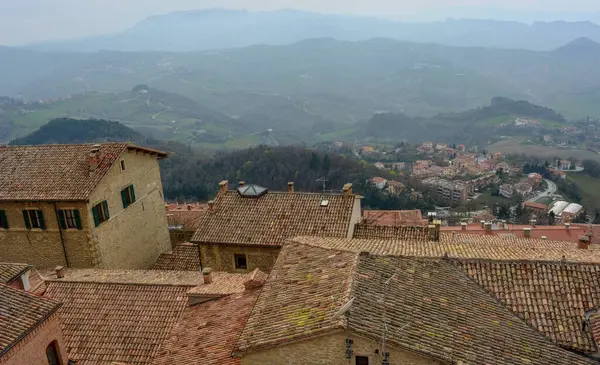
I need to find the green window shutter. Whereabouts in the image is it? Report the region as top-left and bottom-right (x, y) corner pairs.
(57, 210), (67, 230)
(22, 210), (31, 230)
(38, 210), (46, 230)
(0, 210), (8, 229)
(121, 188), (128, 209)
(130, 185), (136, 203)
(74, 210), (82, 230)
(92, 206), (100, 227)
(102, 201), (110, 220)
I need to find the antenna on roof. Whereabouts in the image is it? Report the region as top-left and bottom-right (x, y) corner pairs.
(332, 297), (355, 320)
(381, 273), (396, 365)
(316, 176), (330, 193)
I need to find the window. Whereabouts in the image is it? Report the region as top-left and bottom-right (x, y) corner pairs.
(46, 341), (61, 365)
(0, 210), (8, 229)
(120, 159), (126, 171)
(121, 185), (136, 209)
(91, 201), (109, 227)
(234, 254), (248, 270)
(58, 209), (82, 230)
(22, 209), (45, 230)
(355, 356), (369, 365)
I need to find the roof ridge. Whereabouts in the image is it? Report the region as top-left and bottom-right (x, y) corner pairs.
(45, 279), (200, 287)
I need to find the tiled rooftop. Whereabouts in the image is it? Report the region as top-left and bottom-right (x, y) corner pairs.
(362, 210), (428, 226)
(454, 260), (600, 353)
(0, 284), (61, 356)
(353, 223), (430, 240)
(44, 281), (188, 365)
(0, 143), (165, 201)
(153, 290), (261, 365)
(191, 186), (357, 246)
(235, 242), (596, 364)
(442, 222), (590, 241)
(166, 203), (209, 230)
(290, 235), (600, 263)
(42, 268), (205, 286)
(235, 243), (358, 353)
(0, 262), (31, 284)
(187, 269), (266, 297)
(152, 243), (201, 271)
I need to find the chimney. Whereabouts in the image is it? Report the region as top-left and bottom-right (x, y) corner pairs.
(88, 144), (101, 171)
(461, 222), (467, 231)
(523, 227), (531, 238)
(480, 220), (485, 228)
(565, 223), (571, 231)
(530, 219), (537, 228)
(55, 266), (65, 279)
(164, 204), (169, 212)
(187, 204), (192, 211)
(541, 236), (547, 240)
(208, 200), (215, 211)
(243, 268), (266, 290)
(288, 182), (295, 193)
(343, 183), (353, 195)
(578, 235), (590, 250)
(484, 222), (492, 234)
(202, 268), (212, 284)
(219, 180), (228, 195)
(239, 181), (245, 187)
(428, 222), (441, 241)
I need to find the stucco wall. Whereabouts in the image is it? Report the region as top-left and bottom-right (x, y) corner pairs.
(88, 149), (170, 269)
(0, 313), (69, 365)
(240, 331), (440, 365)
(199, 243), (280, 273)
(0, 202), (95, 268)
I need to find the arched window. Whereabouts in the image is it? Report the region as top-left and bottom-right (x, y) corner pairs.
(46, 341), (61, 365)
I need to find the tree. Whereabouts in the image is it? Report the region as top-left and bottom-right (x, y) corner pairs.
(309, 152), (320, 170)
(573, 209), (588, 223)
(548, 211), (556, 225)
(593, 211), (600, 224)
(498, 204), (510, 220)
(322, 153), (330, 172)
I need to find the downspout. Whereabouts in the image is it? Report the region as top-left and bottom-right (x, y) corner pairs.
(53, 203), (70, 268)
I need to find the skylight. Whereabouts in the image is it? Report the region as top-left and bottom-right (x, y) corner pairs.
(237, 184), (268, 198)
(320, 200), (329, 207)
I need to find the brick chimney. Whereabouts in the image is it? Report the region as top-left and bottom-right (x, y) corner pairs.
(565, 223), (571, 231)
(480, 220), (485, 228)
(208, 200), (215, 212)
(461, 222), (467, 231)
(88, 144), (101, 171)
(219, 180), (228, 195)
(187, 204), (192, 211)
(579, 235), (590, 249)
(202, 268), (212, 284)
(243, 268), (266, 290)
(530, 219), (537, 228)
(523, 227), (531, 238)
(288, 182), (295, 193)
(343, 183), (353, 195)
(55, 266), (65, 279)
(484, 222), (492, 234)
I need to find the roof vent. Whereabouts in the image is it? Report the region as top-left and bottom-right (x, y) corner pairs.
(237, 184), (268, 198)
(321, 199), (329, 207)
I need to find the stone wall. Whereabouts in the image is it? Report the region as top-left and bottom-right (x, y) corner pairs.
(89, 149), (171, 269)
(0, 201), (94, 268)
(199, 243), (280, 273)
(240, 330), (440, 365)
(0, 313), (68, 365)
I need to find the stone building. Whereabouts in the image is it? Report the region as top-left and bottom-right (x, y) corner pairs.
(0, 143), (171, 269)
(190, 181), (362, 273)
(232, 240), (597, 365)
(0, 281), (67, 365)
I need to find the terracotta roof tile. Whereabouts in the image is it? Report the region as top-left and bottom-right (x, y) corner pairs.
(454, 260), (600, 353)
(443, 223), (589, 242)
(152, 243), (201, 271)
(291, 234), (600, 263)
(235, 243), (358, 353)
(0, 143), (165, 201)
(44, 282), (188, 365)
(362, 210), (428, 226)
(41, 268), (205, 286)
(353, 223), (430, 240)
(166, 205), (208, 230)
(192, 189), (357, 246)
(351, 254), (596, 365)
(186, 270), (264, 297)
(0, 262), (31, 284)
(154, 290), (260, 365)
(236, 243), (595, 364)
(0, 284), (60, 356)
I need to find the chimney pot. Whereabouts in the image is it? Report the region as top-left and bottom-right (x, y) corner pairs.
(461, 222), (467, 231)
(88, 145), (101, 172)
(579, 235), (590, 249)
(208, 200), (215, 211)
(202, 268), (212, 284)
(288, 182), (295, 193)
(343, 183), (353, 195)
(239, 181), (245, 187)
(219, 180), (228, 195)
(565, 223), (571, 231)
(55, 266), (65, 279)
(480, 220), (485, 228)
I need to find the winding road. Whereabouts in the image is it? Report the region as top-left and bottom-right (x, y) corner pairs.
(527, 179), (557, 203)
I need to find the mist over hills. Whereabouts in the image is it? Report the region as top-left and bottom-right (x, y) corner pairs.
(25, 9), (600, 52)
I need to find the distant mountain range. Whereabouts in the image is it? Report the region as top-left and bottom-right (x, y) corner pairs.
(25, 9), (600, 52)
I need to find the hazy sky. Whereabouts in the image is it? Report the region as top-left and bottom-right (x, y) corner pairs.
(1, 0), (600, 45)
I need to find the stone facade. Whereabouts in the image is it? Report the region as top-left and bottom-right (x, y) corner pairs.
(0, 149), (170, 269)
(88, 149), (171, 269)
(240, 331), (440, 365)
(199, 243), (280, 273)
(0, 313), (68, 365)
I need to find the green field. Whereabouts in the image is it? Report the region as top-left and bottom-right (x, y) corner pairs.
(489, 139), (600, 163)
(567, 173), (600, 212)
